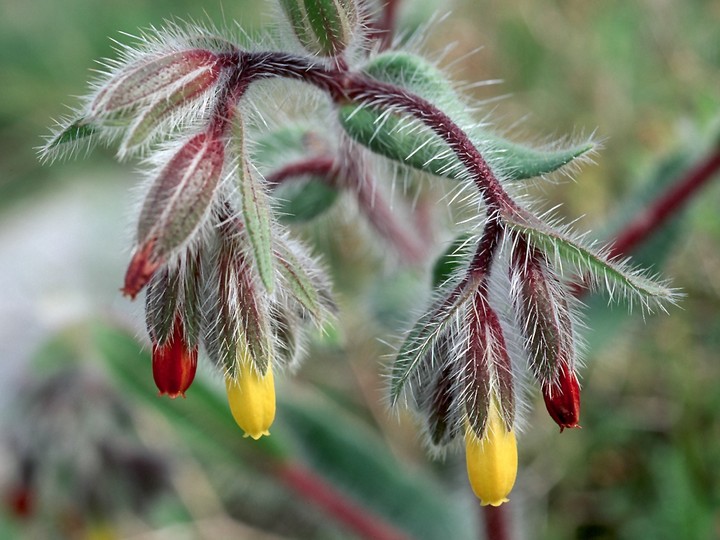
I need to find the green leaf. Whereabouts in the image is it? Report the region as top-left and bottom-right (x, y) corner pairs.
(431, 233), (472, 288)
(275, 178), (339, 222)
(390, 281), (475, 405)
(275, 241), (323, 320)
(502, 208), (677, 307)
(235, 119), (275, 293)
(339, 51), (592, 181)
(281, 395), (476, 540)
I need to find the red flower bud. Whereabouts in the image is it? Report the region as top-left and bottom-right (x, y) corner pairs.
(152, 316), (197, 398)
(542, 363), (581, 432)
(122, 238), (163, 299)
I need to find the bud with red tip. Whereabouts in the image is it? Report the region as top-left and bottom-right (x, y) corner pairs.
(152, 316), (198, 398)
(542, 362), (581, 432)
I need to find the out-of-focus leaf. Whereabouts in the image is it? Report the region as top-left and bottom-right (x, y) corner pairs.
(583, 151), (694, 353)
(431, 233), (472, 289)
(91, 323), (287, 460)
(275, 178), (339, 222)
(281, 395), (476, 540)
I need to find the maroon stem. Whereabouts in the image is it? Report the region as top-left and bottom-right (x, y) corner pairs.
(276, 462), (411, 540)
(264, 156), (337, 188)
(348, 156), (427, 263)
(483, 505), (510, 540)
(368, 0), (401, 51)
(609, 146), (720, 257)
(235, 50), (514, 214)
(265, 154), (426, 262)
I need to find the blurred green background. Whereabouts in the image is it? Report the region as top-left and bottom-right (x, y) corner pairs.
(1, 0), (719, 538)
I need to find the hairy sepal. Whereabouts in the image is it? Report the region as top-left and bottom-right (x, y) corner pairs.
(390, 279), (476, 406)
(339, 51), (592, 181)
(137, 133), (224, 262)
(89, 49), (219, 117)
(503, 208), (677, 310)
(233, 117), (275, 293)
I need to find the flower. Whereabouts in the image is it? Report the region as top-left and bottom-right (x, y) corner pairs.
(465, 401), (518, 506)
(151, 316), (198, 398)
(225, 357), (276, 439)
(542, 363), (581, 432)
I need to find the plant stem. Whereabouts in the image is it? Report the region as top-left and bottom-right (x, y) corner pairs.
(275, 462), (411, 540)
(609, 145), (720, 257)
(236, 50), (515, 213)
(264, 156), (337, 188)
(482, 504), (510, 540)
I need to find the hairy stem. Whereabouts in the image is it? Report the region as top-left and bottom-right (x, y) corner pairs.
(235, 50), (515, 213)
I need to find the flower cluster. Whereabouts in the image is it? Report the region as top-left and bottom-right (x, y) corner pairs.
(42, 0), (675, 506)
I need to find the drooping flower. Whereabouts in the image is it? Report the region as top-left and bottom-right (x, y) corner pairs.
(465, 401), (518, 507)
(542, 362), (581, 432)
(225, 355), (276, 440)
(151, 316), (198, 398)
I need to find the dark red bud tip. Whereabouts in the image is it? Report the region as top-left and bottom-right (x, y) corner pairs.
(5, 485), (33, 519)
(542, 364), (581, 432)
(152, 317), (198, 398)
(122, 239), (162, 299)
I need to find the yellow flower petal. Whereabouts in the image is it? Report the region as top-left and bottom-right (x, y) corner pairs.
(225, 360), (276, 440)
(465, 403), (517, 506)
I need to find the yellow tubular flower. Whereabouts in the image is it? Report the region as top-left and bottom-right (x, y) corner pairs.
(465, 402), (518, 506)
(225, 359), (276, 439)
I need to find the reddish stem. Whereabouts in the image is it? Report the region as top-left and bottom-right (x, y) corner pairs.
(264, 156), (337, 188)
(483, 505), (510, 540)
(368, 0), (401, 51)
(276, 462), (411, 540)
(609, 146), (720, 257)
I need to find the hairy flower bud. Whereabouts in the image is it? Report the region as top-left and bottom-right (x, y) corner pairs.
(279, 0), (357, 58)
(123, 132), (224, 298)
(152, 316), (198, 398)
(90, 49), (220, 116)
(225, 357), (276, 439)
(542, 363), (581, 432)
(465, 402), (518, 506)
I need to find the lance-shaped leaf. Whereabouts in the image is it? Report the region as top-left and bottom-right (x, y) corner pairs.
(274, 238), (335, 322)
(275, 179), (339, 223)
(339, 51), (592, 181)
(463, 292), (515, 437)
(390, 280), (476, 405)
(502, 207), (677, 308)
(510, 244), (575, 385)
(145, 266), (180, 345)
(40, 119), (96, 162)
(233, 117), (275, 293)
(431, 233), (473, 289)
(138, 132), (224, 259)
(90, 49), (219, 116)
(181, 251), (204, 346)
(122, 65), (221, 152)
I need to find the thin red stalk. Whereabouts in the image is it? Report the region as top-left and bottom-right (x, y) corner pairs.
(276, 462), (411, 540)
(483, 505), (510, 540)
(609, 146), (720, 257)
(264, 156), (337, 188)
(265, 154), (426, 262)
(368, 0), (401, 51)
(349, 158), (427, 263)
